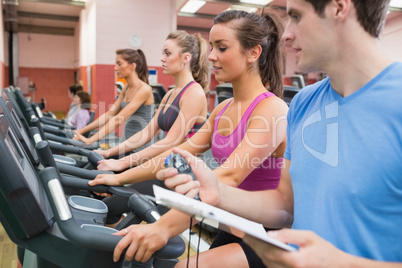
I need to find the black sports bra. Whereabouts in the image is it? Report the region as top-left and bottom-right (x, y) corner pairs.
(157, 81), (204, 135)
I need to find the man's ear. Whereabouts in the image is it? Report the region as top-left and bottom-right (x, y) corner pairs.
(247, 45), (262, 64)
(330, 0), (352, 21)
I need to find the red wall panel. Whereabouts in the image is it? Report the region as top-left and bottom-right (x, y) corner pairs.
(1, 62), (5, 89)
(4, 66), (9, 88)
(18, 67), (75, 113)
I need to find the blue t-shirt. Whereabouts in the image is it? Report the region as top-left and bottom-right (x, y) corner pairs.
(284, 62), (402, 262)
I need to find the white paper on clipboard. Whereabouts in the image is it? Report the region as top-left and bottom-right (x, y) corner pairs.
(153, 185), (297, 252)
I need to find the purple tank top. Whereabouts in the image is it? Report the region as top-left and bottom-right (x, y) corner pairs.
(211, 91), (283, 191)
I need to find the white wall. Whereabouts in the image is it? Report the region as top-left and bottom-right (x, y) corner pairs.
(94, 0), (177, 66)
(0, 1), (4, 64)
(79, 0), (97, 66)
(381, 13), (402, 62)
(18, 33), (75, 68)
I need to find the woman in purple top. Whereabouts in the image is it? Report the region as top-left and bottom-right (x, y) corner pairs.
(68, 90), (91, 130)
(90, 9), (289, 267)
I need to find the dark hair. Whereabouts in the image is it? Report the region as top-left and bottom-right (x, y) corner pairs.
(76, 90), (91, 110)
(304, 0), (390, 38)
(166, 31), (209, 92)
(213, 9), (284, 98)
(116, 49), (149, 84)
(69, 84), (83, 95)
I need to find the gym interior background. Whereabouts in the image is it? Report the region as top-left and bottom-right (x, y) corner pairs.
(0, 0), (402, 267)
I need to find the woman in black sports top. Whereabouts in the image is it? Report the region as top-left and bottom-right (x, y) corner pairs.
(95, 30), (209, 172)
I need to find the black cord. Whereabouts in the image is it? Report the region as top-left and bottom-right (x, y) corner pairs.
(196, 219), (204, 268)
(187, 217), (193, 268)
(187, 217), (203, 268)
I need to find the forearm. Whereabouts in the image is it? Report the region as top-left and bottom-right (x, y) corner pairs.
(129, 136), (185, 166)
(217, 184), (293, 228)
(115, 149), (173, 185)
(89, 116), (120, 143)
(78, 113), (108, 134)
(108, 127), (155, 158)
(213, 168), (241, 188)
(346, 255), (402, 268)
(155, 209), (196, 239)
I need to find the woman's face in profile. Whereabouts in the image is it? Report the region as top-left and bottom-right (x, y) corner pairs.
(161, 39), (183, 75)
(208, 24), (248, 83)
(115, 55), (133, 79)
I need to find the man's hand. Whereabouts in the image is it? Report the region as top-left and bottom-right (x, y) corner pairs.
(243, 229), (348, 268)
(156, 147), (221, 206)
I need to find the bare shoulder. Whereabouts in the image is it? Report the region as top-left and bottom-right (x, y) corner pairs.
(253, 95), (288, 117)
(139, 82), (153, 95)
(208, 98), (232, 118)
(181, 82), (206, 100)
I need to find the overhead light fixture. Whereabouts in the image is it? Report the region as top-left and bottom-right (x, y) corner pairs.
(239, 0), (273, 5)
(229, 5), (258, 13)
(390, 0), (402, 8)
(180, 0), (206, 14)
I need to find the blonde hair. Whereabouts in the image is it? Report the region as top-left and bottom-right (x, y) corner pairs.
(166, 31), (209, 93)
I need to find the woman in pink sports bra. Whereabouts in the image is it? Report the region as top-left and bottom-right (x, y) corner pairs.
(90, 8), (289, 268)
(95, 30), (209, 172)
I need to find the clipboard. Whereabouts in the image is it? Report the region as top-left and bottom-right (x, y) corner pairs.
(153, 185), (297, 252)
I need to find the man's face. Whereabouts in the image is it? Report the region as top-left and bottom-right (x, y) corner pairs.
(283, 0), (335, 73)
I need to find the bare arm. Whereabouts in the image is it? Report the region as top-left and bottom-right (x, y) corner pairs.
(114, 150), (294, 262)
(97, 88), (172, 158)
(125, 84), (208, 165)
(108, 84), (208, 168)
(75, 90), (124, 135)
(89, 109), (216, 186)
(85, 86), (152, 144)
(102, 110), (161, 159)
(214, 158), (293, 228)
(159, 148), (293, 228)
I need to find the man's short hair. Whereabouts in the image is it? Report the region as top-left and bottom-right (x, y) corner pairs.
(304, 0), (390, 38)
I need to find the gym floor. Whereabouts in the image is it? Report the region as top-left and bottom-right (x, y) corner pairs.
(0, 224), (18, 268)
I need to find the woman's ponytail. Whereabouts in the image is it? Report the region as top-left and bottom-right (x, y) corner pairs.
(260, 9), (285, 98)
(167, 30), (210, 92)
(116, 48), (149, 84)
(191, 33), (209, 93)
(136, 49), (149, 84)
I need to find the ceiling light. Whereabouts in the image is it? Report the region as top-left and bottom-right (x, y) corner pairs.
(180, 0), (206, 14)
(239, 0), (273, 5)
(390, 0), (402, 8)
(229, 5), (258, 13)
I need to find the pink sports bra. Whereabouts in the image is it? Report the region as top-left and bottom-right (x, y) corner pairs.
(211, 91), (283, 191)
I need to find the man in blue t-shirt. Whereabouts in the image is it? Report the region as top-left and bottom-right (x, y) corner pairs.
(157, 0), (402, 267)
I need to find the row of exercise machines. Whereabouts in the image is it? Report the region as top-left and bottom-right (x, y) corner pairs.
(0, 87), (185, 268)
